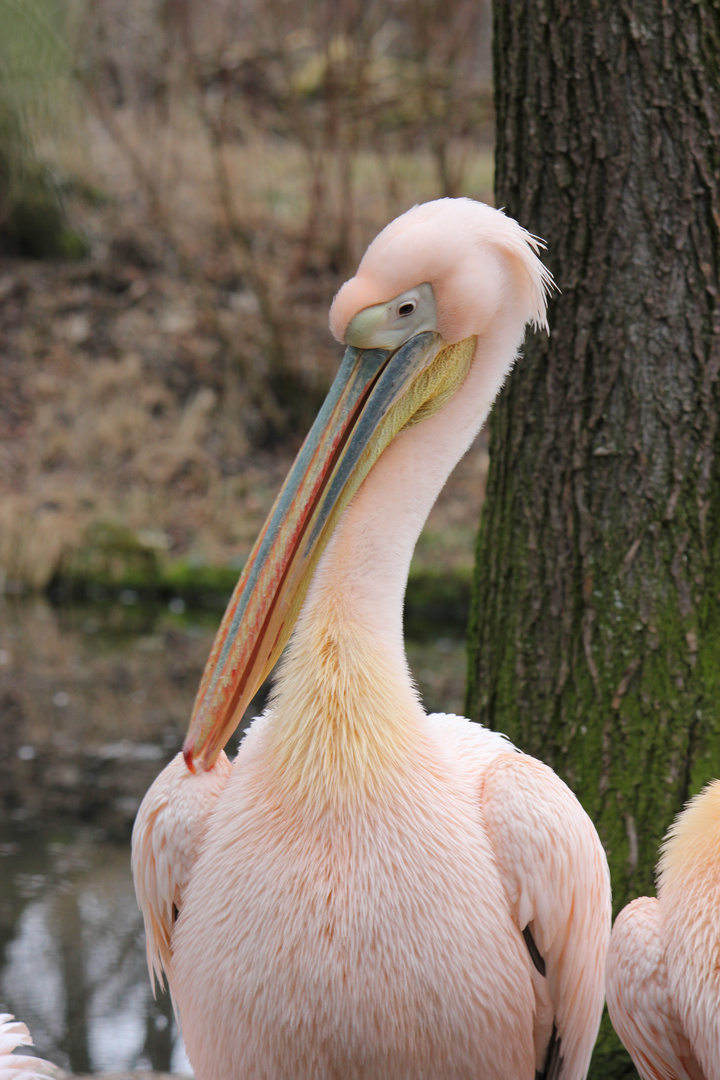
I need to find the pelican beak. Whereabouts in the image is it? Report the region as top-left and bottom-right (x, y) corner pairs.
(183, 329), (477, 772)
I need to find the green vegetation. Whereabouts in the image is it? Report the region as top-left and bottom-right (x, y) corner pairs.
(0, 0), (85, 256)
(53, 519), (471, 630)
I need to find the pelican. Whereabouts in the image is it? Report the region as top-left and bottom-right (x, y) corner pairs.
(606, 781), (720, 1080)
(132, 198), (611, 1080)
(0, 1015), (54, 1080)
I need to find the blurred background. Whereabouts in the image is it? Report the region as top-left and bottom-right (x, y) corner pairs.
(0, 0), (493, 1072)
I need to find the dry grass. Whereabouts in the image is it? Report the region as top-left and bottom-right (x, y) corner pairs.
(1, 0), (494, 594)
(1, 123), (493, 593)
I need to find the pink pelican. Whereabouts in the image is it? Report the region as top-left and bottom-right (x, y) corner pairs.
(606, 781), (720, 1080)
(132, 198), (611, 1079)
(0, 1015), (54, 1080)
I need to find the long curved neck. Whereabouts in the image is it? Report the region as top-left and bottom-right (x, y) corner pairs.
(266, 322), (524, 799)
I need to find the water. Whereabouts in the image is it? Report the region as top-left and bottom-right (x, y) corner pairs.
(0, 596), (467, 1074)
(0, 822), (190, 1075)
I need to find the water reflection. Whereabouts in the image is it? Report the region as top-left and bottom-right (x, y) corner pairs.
(0, 596), (466, 1073)
(0, 824), (190, 1074)
(0, 597), (227, 836)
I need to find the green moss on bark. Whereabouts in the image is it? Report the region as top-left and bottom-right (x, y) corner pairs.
(469, 2), (720, 1074)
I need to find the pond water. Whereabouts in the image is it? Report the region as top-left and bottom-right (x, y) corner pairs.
(0, 595), (467, 1074)
(0, 820), (190, 1075)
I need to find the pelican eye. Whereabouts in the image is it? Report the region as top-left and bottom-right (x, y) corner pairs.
(343, 283), (435, 348)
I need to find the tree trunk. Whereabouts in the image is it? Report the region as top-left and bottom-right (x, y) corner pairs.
(467, 3), (720, 1075)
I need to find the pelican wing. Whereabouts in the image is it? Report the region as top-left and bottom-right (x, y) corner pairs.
(0, 1015), (55, 1080)
(481, 752), (611, 1079)
(131, 750), (232, 993)
(606, 897), (705, 1080)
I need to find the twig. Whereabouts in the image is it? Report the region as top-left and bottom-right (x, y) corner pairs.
(75, 65), (288, 435)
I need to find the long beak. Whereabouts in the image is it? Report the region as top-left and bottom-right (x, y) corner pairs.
(183, 330), (476, 772)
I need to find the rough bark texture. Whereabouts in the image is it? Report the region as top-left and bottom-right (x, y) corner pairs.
(467, 3), (720, 1076)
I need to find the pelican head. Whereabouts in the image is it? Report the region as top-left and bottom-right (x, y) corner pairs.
(183, 198), (552, 772)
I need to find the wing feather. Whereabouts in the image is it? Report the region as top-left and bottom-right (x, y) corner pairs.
(481, 751), (611, 1080)
(0, 1015), (56, 1080)
(606, 897), (705, 1080)
(131, 750), (232, 993)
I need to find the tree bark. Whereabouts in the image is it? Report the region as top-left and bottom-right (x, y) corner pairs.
(467, 3), (720, 1075)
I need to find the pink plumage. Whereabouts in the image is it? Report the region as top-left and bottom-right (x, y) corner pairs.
(607, 781), (720, 1080)
(0, 1015), (55, 1080)
(133, 198), (610, 1079)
